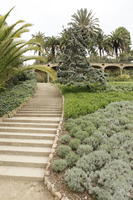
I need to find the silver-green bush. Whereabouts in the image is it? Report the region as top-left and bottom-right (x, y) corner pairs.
(52, 159), (67, 172)
(56, 145), (71, 158)
(60, 135), (71, 144)
(77, 145), (93, 156)
(65, 167), (87, 192)
(69, 138), (81, 150)
(76, 150), (111, 173)
(66, 152), (79, 167)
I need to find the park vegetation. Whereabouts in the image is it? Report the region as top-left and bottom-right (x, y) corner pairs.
(1, 7), (133, 200)
(0, 8), (56, 89)
(52, 101), (133, 200)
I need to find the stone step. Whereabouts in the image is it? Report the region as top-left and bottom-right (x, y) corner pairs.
(3, 117), (60, 124)
(27, 101), (60, 103)
(0, 166), (46, 181)
(18, 111), (62, 114)
(21, 108), (61, 111)
(0, 127), (56, 134)
(0, 138), (53, 147)
(25, 105), (61, 107)
(0, 154), (48, 167)
(0, 146), (51, 156)
(0, 122), (58, 128)
(24, 104), (62, 106)
(0, 132), (55, 140)
(15, 113), (61, 117)
(22, 108), (62, 111)
(0, 83), (62, 181)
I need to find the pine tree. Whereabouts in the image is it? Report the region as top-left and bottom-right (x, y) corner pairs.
(58, 26), (106, 88)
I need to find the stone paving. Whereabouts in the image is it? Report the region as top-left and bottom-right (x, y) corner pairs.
(0, 83), (62, 199)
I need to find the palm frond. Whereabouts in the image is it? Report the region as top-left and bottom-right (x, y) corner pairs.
(17, 65), (57, 81)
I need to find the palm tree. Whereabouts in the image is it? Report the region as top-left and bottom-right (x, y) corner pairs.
(69, 8), (100, 56)
(96, 30), (105, 57)
(45, 36), (60, 62)
(0, 9), (56, 88)
(110, 27), (131, 58)
(69, 8), (99, 36)
(31, 31), (45, 56)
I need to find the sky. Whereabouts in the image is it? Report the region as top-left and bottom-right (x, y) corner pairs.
(1, 0), (133, 43)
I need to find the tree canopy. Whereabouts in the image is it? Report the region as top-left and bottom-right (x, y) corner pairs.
(57, 25), (106, 88)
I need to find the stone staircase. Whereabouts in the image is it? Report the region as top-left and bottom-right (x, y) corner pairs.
(0, 83), (62, 181)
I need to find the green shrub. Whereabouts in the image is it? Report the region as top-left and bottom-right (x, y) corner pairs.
(83, 136), (100, 150)
(77, 145), (93, 156)
(9, 71), (36, 85)
(69, 138), (80, 150)
(64, 120), (75, 131)
(56, 145), (71, 158)
(52, 159), (67, 172)
(60, 135), (71, 144)
(65, 167), (87, 192)
(80, 122), (96, 133)
(66, 152), (79, 167)
(62, 84), (133, 118)
(83, 125), (96, 135)
(114, 74), (130, 81)
(73, 130), (89, 141)
(0, 79), (36, 117)
(62, 101), (133, 198)
(69, 126), (81, 137)
(87, 160), (133, 200)
(76, 150), (111, 173)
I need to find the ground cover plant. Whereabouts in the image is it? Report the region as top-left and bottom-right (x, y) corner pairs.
(52, 101), (133, 200)
(0, 79), (36, 117)
(60, 82), (133, 118)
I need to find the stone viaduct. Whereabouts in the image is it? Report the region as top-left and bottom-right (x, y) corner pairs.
(50, 62), (133, 75)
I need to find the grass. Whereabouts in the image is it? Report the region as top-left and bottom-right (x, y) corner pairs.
(61, 82), (133, 118)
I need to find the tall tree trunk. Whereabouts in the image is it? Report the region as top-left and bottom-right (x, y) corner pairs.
(115, 47), (118, 58)
(99, 48), (102, 58)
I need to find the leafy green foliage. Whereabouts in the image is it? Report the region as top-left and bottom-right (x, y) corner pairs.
(66, 152), (79, 167)
(0, 9), (56, 88)
(71, 130), (90, 141)
(58, 26), (106, 88)
(61, 83), (133, 118)
(56, 145), (71, 158)
(0, 79), (36, 117)
(7, 71), (36, 86)
(69, 138), (81, 150)
(60, 135), (71, 144)
(110, 27), (131, 58)
(52, 159), (67, 173)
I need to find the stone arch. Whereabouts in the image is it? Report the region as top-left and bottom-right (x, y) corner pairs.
(123, 66), (133, 76)
(104, 65), (121, 76)
(91, 65), (102, 69)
